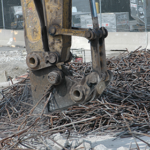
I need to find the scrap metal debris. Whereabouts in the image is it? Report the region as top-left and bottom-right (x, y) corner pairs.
(1, 49), (150, 149)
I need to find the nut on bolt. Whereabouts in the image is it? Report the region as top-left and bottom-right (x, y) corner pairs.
(85, 31), (91, 39)
(26, 53), (39, 69)
(49, 53), (58, 64)
(49, 26), (56, 36)
(47, 71), (62, 85)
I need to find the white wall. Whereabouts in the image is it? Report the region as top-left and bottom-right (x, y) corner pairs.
(72, 32), (148, 51)
(0, 29), (149, 62)
(72, 32), (148, 61)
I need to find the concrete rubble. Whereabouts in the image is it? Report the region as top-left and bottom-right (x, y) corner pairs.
(39, 133), (149, 150)
(0, 46), (27, 79)
(46, 133), (108, 150)
(94, 144), (108, 150)
(0, 71), (7, 82)
(117, 147), (129, 150)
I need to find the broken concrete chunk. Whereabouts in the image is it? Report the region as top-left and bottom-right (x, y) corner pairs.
(117, 147), (129, 150)
(70, 139), (84, 148)
(53, 133), (63, 141)
(46, 138), (54, 147)
(0, 92), (3, 99)
(53, 139), (69, 150)
(0, 71), (7, 82)
(76, 142), (91, 150)
(94, 144), (108, 150)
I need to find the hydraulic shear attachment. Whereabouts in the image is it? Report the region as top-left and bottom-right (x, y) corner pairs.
(21, 0), (112, 111)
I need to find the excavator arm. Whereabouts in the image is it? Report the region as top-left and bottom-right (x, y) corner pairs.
(21, 0), (112, 111)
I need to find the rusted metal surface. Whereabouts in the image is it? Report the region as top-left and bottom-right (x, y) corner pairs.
(44, 0), (72, 62)
(49, 25), (91, 39)
(49, 25), (105, 40)
(99, 28), (108, 73)
(21, 0), (47, 53)
(21, 0), (53, 111)
(47, 71), (62, 85)
(89, 0), (103, 74)
(21, 0), (111, 111)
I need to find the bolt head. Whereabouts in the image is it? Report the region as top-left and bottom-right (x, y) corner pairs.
(49, 26), (56, 35)
(85, 31), (91, 39)
(49, 53), (57, 64)
(48, 71), (62, 85)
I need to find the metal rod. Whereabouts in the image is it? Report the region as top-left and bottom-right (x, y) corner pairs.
(1, 0), (5, 29)
(90, 39), (101, 74)
(99, 0), (102, 27)
(89, 0), (97, 18)
(143, 0), (147, 32)
(42, 0), (47, 26)
(99, 39), (107, 73)
(89, 0), (101, 74)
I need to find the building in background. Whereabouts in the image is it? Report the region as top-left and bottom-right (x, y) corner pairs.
(0, 0), (131, 30)
(72, 0), (131, 17)
(0, 0), (21, 29)
(0, 0), (149, 32)
(0, 0), (148, 58)
(0, 1), (3, 28)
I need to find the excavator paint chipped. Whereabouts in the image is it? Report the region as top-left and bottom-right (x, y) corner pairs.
(21, 0), (112, 112)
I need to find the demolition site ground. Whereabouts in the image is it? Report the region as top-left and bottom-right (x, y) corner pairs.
(0, 46), (150, 150)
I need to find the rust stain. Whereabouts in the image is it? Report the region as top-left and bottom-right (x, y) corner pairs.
(21, 0), (45, 53)
(25, 0), (41, 42)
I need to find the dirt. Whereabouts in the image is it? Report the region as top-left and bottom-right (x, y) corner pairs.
(0, 46), (28, 79)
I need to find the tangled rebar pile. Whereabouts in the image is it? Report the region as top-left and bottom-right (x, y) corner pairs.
(1, 49), (150, 149)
